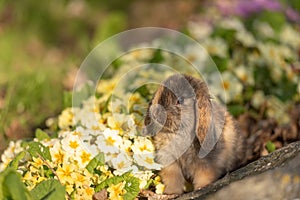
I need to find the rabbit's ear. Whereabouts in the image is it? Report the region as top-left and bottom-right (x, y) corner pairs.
(195, 84), (226, 158)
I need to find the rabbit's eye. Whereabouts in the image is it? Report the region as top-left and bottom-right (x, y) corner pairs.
(177, 97), (184, 105)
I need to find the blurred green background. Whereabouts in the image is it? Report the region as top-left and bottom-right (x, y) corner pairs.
(0, 0), (299, 152)
(0, 0), (204, 151)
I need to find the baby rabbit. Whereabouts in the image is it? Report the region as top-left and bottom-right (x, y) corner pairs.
(144, 74), (245, 194)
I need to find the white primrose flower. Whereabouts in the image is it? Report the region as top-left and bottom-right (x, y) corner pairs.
(251, 90), (266, 109)
(119, 138), (133, 155)
(219, 17), (245, 32)
(131, 137), (155, 154)
(81, 96), (101, 113)
(50, 142), (68, 165)
(208, 71), (243, 103)
(133, 153), (162, 170)
(183, 44), (208, 67)
(61, 132), (84, 155)
(236, 30), (256, 47)
(254, 21), (275, 39)
(279, 25), (300, 50)
(111, 152), (133, 175)
(74, 109), (102, 130)
(0, 140), (24, 171)
(201, 37), (228, 58)
(96, 128), (122, 154)
(257, 42), (295, 69)
(187, 21), (213, 40)
(133, 170), (154, 189)
(121, 48), (154, 63)
(234, 65), (254, 85)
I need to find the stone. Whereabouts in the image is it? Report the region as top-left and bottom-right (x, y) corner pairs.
(176, 141), (300, 200)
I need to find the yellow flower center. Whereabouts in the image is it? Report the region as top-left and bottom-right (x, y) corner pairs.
(64, 167), (72, 176)
(241, 74), (248, 82)
(85, 187), (94, 196)
(107, 182), (126, 199)
(80, 151), (91, 163)
(145, 157), (154, 164)
(69, 141), (79, 149)
(76, 174), (85, 182)
(139, 145), (148, 152)
(222, 81), (230, 90)
(73, 131), (82, 137)
(117, 161), (125, 169)
(54, 151), (64, 163)
(105, 136), (116, 146)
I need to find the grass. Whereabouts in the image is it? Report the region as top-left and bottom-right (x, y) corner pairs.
(0, 29), (70, 151)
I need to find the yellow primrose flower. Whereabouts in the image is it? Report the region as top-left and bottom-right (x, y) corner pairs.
(155, 183), (165, 194)
(75, 150), (92, 168)
(76, 186), (94, 199)
(71, 171), (91, 188)
(127, 92), (145, 111)
(107, 181), (126, 200)
(58, 108), (75, 130)
(23, 171), (46, 190)
(97, 78), (118, 95)
(56, 164), (76, 184)
(65, 183), (74, 195)
(85, 187), (94, 197)
(53, 149), (65, 165)
(29, 157), (44, 169)
(99, 165), (113, 179)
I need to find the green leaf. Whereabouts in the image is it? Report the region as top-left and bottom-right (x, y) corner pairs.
(149, 49), (164, 63)
(86, 153), (105, 174)
(27, 142), (52, 161)
(95, 172), (140, 200)
(30, 179), (66, 200)
(212, 56), (228, 72)
(212, 27), (236, 45)
(266, 141), (276, 153)
(63, 91), (72, 109)
(35, 128), (50, 141)
(100, 95), (112, 114)
(143, 179), (153, 190)
(123, 176), (140, 200)
(0, 168), (32, 200)
(8, 151), (26, 170)
(228, 105), (246, 117)
(258, 11), (286, 32)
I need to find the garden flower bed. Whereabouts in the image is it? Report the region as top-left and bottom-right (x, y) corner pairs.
(1, 3), (300, 200)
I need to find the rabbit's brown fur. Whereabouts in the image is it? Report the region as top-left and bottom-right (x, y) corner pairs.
(144, 74), (246, 194)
